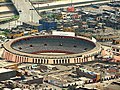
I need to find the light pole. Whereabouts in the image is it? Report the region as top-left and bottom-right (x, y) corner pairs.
(16, 0), (18, 9)
(29, 9), (34, 22)
(13, 0), (18, 9)
(71, 0), (73, 6)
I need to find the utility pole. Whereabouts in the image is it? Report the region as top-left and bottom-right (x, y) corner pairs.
(30, 9), (34, 22)
(71, 0), (73, 6)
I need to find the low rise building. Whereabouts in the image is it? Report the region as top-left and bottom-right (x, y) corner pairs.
(23, 75), (43, 84)
(76, 67), (101, 82)
(0, 68), (16, 81)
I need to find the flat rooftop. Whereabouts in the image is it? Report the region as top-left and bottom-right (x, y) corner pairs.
(0, 68), (13, 74)
(0, 60), (17, 68)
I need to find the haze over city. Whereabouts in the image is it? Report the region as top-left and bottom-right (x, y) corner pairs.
(0, 0), (120, 90)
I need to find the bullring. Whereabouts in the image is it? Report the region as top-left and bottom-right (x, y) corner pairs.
(2, 35), (101, 64)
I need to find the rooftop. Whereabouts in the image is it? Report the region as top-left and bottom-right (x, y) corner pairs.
(0, 68), (13, 74)
(0, 60), (17, 68)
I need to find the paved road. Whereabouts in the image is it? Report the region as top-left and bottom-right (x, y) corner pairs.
(35, 0), (111, 12)
(0, 0), (111, 29)
(0, 0), (41, 29)
(11, 0), (41, 23)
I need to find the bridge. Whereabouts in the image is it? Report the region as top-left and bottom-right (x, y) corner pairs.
(10, 0), (41, 23)
(0, 0), (112, 29)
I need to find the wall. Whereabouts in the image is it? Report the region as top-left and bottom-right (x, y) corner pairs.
(2, 49), (97, 64)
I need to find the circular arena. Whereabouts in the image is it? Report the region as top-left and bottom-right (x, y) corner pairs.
(2, 35), (101, 64)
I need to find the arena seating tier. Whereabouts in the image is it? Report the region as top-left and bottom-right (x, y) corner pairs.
(11, 36), (95, 54)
